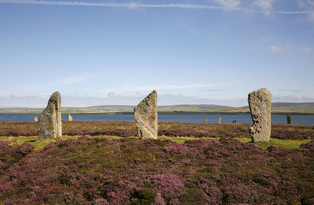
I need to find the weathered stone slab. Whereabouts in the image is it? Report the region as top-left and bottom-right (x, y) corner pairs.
(287, 114), (292, 124)
(134, 90), (158, 139)
(38, 91), (62, 139)
(34, 116), (38, 122)
(68, 114), (73, 121)
(204, 118), (207, 123)
(248, 88), (271, 142)
(218, 117), (221, 124)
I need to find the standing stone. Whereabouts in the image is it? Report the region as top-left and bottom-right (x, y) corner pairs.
(218, 117), (221, 124)
(248, 88), (271, 142)
(38, 91), (62, 139)
(34, 116), (38, 122)
(68, 114), (73, 121)
(287, 114), (292, 124)
(204, 118), (207, 123)
(134, 90), (158, 139)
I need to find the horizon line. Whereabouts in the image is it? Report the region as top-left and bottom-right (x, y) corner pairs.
(1, 102), (314, 110)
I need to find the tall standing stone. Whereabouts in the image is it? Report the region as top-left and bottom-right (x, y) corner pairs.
(218, 117), (221, 124)
(287, 114), (292, 124)
(248, 88), (271, 142)
(34, 116), (38, 122)
(204, 118), (207, 123)
(38, 91), (62, 139)
(68, 114), (73, 121)
(134, 90), (158, 139)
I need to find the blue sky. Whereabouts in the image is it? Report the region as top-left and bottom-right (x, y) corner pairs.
(0, 0), (313, 107)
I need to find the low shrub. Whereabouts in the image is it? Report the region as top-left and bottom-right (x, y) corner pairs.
(130, 189), (156, 205)
(0, 138), (313, 204)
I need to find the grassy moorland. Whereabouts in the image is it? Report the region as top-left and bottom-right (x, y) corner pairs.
(0, 121), (313, 148)
(0, 121), (314, 204)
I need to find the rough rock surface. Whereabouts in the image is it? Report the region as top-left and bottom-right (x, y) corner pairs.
(287, 114), (292, 124)
(38, 91), (62, 139)
(68, 114), (73, 121)
(218, 117), (221, 124)
(134, 90), (158, 139)
(248, 88), (271, 142)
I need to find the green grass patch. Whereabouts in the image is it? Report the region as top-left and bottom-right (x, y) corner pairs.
(234, 137), (311, 149)
(251, 139), (311, 150)
(0, 135), (311, 150)
(0, 135), (124, 149)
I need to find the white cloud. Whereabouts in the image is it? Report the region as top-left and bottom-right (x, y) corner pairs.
(297, 0), (314, 19)
(269, 45), (291, 56)
(298, 0), (314, 7)
(297, 0), (305, 7)
(108, 92), (116, 98)
(125, 1), (146, 12)
(46, 77), (89, 87)
(101, 83), (215, 93)
(127, 1), (140, 9)
(302, 47), (311, 54)
(252, 0), (275, 16)
(213, 0), (241, 10)
(272, 94), (314, 102)
(18, 76), (89, 90)
(279, 89), (302, 93)
(288, 94), (298, 100)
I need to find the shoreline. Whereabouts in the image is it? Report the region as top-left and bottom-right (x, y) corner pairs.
(1, 111), (314, 115)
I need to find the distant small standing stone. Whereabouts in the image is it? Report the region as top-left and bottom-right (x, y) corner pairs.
(248, 88), (271, 142)
(218, 117), (221, 124)
(134, 90), (158, 139)
(287, 114), (292, 124)
(34, 116), (38, 122)
(38, 91), (62, 139)
(204, 118), (207, 123)
(68, 114), (73, 121)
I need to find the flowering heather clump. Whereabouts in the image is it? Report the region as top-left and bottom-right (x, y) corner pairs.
(0, 141), (34, 175)
(1, 136), (314, 204)
(63, 129), (137, 137)
(271, 124), (314, 140)
(271, 129), (314, 140)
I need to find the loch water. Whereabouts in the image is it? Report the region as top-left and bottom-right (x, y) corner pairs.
(0, 113), (314, 125)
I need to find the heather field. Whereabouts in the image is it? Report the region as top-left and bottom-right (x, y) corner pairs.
(0, 121), (314, 204)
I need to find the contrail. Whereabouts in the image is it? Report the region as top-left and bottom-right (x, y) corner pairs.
(0, 0), (230, 10)
(0, 0), (311, 14)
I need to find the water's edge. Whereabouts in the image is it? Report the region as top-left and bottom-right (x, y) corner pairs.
(1, 113), (313, 125)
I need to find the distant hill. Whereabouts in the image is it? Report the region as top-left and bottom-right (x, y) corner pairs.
(158, 104), (232, 111)
(242, 102), (314, 111)
(63, 105), (135, 112)
(1, 103), (314, 113)
(63, 104), (232, 112)
(272, 102), (314, 111)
